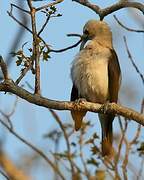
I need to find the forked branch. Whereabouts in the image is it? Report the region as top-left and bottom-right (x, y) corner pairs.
(72, 0), (144, 20)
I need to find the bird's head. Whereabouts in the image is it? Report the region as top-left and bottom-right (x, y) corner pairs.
(80, 20), (112, 50)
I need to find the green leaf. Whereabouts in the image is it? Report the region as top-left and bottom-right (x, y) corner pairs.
(50, 6), (57, 12)
(57, 14), (62, 17)
(43, 51), (50, 61)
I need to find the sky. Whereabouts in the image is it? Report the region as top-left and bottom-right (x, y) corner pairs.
(0, 0), (144, 179)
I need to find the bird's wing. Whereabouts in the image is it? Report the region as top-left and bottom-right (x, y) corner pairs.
(108, 49), (121, 103)
(100, 49), (121, 157)
(70, 85), (86, 131)
(70, 84), (79, 101)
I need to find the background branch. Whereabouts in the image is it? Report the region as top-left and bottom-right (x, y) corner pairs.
(0, 151), (30, 180)
(0, 117), (65, 180)
(114, 15), (144, 33)
(123, 36), (144, 86)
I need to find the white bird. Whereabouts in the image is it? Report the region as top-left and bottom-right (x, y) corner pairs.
(70, 20), (121, 157)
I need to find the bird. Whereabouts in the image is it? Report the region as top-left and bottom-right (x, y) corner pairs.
(70, 20), (121, 157)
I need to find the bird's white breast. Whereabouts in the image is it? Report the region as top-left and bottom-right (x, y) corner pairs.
(71, 43), (111, 103)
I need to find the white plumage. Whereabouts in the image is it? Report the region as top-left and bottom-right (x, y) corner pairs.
(71, 40), (111, 103)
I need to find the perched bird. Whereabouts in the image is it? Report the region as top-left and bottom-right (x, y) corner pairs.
(70, 20), (121, 156)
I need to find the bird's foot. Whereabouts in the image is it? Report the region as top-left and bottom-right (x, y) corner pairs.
(75, 98), (87, 104)
(103, 102), (110, 114)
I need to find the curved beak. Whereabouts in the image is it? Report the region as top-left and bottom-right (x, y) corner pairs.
(80, 35), (88, 50)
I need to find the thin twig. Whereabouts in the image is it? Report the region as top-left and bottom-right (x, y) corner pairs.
(7, 96), (19, 117)
(8, 7), (50, 50)
(0, 169), (10, 180)
(48, 109), (75, 176)
(0, 110), (13, 130)
(4, 1), (28, 73)
(130, 99), (144, 146)
(15, 65), (32, 85)
(115, 119), (128, 175)
(36, 0), (64, 12)
(122, 138), (129, 180)
(11, 3), (30, 14)
(67, 33), (82, 38)
(130, 124), (141, 146)
(38, 14), (51, 36)
(7, 10), (32, 34)
(79, 132), (89, 179)
(50, 39), (82, 53)
(8, 8), (82, 55)
(114, 15), (144, 33)
(25, 81), (34, 91)
(123, 36), (144, 86)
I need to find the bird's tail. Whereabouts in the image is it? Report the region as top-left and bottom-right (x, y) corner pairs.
(98, 113), (114, 157)
(71, 111), (86, 131)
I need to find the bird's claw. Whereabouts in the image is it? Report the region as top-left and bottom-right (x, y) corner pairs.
(75, 98), (87, 104)
(103, 102), (109, 114)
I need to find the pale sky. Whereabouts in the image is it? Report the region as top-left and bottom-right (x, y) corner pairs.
(0, 0), (144, 179)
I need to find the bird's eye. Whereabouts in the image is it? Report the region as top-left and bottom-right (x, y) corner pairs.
(84, 29), (89, 35)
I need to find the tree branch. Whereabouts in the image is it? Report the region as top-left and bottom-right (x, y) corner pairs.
(0, 151), (30, 180)
(27, 0), (41, 94)
(49, 109), (75, 176)
(123, 36), (144, 86)
(114, 15), (144, 33)
(36, 0), (64, 12)
(0, 56), (9, 80)
(72, 0), (144, 20)
(0, 80), (144, 126)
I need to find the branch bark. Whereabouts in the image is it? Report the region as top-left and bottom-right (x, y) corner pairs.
(27, 0), (41, 94)
(0, 80), (144, 126)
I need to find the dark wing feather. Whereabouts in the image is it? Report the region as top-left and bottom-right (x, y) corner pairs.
(100, 49), (121, 157)
(70, 84), (79, 101)
(108, 49), (121, 103)
(70, 85), (86, 131)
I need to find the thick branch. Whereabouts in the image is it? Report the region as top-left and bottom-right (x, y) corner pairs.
(0, 80), (144, 126)
(73, 0), (144, 20)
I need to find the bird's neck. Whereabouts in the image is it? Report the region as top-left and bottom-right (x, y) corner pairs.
(93, 35), (113, 48)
